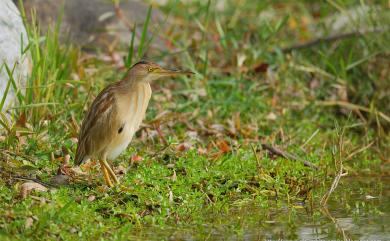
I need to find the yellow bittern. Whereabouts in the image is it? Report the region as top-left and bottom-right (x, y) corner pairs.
(75, 61), (193, 187)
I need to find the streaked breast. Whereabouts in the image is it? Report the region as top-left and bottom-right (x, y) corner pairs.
(106, 82), (152, 160)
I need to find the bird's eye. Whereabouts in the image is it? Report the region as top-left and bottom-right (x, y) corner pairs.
(148, 67), (154, 72)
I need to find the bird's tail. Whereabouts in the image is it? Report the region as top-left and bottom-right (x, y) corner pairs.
(74, 144), (87, 166)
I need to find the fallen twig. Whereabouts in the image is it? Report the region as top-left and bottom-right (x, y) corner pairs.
(261, 143), (319, 170)
(346, 141), (375, 161)
(278, 27), (388, 53)
(150, 143), (171, 159)
(317, 100), (390, 123)
(0, 168), (55, 188)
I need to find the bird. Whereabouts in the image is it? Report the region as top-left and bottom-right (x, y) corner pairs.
(75, 61), (193, 187)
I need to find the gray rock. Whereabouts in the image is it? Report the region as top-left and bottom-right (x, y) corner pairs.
(0, 0), (30, 112)
(325, 5), (382, 33)
(15, 0), (166, 51)
(50, 174), (70, 187)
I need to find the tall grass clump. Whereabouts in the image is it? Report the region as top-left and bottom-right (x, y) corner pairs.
(124, 4), (153, 68)
(16, 3), (77, 125)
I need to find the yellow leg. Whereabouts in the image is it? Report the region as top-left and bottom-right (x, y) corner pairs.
(102, 158), (119, 184)
(99, 160), (113, 187)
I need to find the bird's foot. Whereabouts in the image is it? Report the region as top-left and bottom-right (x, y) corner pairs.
(99, 160), (114, 187)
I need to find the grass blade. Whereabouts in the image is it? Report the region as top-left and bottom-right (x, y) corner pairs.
(125, 22), (137, 68)
(137, 5), (152, 59)
(7, 103), (59, 110)
(0, 63), (17, 112)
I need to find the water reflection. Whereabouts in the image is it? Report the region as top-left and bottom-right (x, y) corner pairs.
(128, 177), (390, 240)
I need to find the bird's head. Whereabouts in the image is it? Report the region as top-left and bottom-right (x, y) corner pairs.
(128, 61), (194, 82)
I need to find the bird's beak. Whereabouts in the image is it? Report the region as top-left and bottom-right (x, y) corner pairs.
(155, 67), (194, 76)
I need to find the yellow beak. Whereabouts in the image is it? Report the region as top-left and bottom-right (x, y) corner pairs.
(155, 68), (194, 76)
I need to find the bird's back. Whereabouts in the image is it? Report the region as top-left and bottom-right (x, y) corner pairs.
(75, 83), (121, 165)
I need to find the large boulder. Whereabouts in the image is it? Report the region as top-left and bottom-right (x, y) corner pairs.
(15, 0), (165, 51)
(0, 0), (30, 112)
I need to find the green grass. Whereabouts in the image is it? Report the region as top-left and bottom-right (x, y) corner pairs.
(1, 0), (389, 240)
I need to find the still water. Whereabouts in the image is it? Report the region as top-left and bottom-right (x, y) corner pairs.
(129, 177), (390, 240)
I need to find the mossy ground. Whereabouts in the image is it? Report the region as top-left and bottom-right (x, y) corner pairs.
(0, 1), (389, 240)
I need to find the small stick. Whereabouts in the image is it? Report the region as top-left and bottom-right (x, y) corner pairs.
(0, 170), (55, 188)
(346, 141), (374, 161)
(317, 100), (390, 123)
(320, 124), (348, 206)
(278, 27), (387, 53)
(12, 176), (53, 188)
(154, 123), (168, 146)
(261, 143), (319, 170)
(320, 164), (345, 206)
(300, 129), (320, 149)
(150, 143), (171, 159)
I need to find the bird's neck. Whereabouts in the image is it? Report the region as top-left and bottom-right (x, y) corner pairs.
(117, 79), (150, 95)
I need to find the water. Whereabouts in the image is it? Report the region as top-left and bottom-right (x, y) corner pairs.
(128, 177), (390, 240)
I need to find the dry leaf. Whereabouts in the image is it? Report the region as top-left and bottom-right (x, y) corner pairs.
(25, 217), (34, 229)
(227, 119), (237, 136)
(131, 155), (143, 162)
(79, 160), (97, 172)
(166, 163), (175, 168)
(310, 78), (320, 90)
(70, 138), (78, 144)
(227, 113), (241, 136)
(17, 135), (27, 146)
(365, 195), (377, 200)
(217, 140), (231, 153)
(16, 112), (27, 127)
(252, 62), (269, 73)
(210, 123), (225, 133)
(68, 166), (87, 176)
(64, 154), (71, 165)
(266, 112), (277, 121)
(96, 185), (109, 194)
(111, 52), (124, 68)
(196, 88), (207, 97)
(288, 17), (298, 30)
(168, 189), (174, 204)
(176, 142), (192, 152)
(186, 131), (199, 141)
(131, 155), (143, 164)
(197, 147), (207, 155)
(169, 170), (177, 182)
(88, 195), (96, 202)
(114, 165), (126, 175)
(161, 88), (173, 100)
(20, 182), (48, 199)
(237, 53), (247, 68)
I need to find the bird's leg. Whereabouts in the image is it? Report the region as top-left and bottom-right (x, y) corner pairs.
(102, 158), (119, 184)
(99, 160), (113, 187)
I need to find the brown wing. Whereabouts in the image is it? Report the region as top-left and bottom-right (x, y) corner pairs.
(75, 83), (121, 165)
